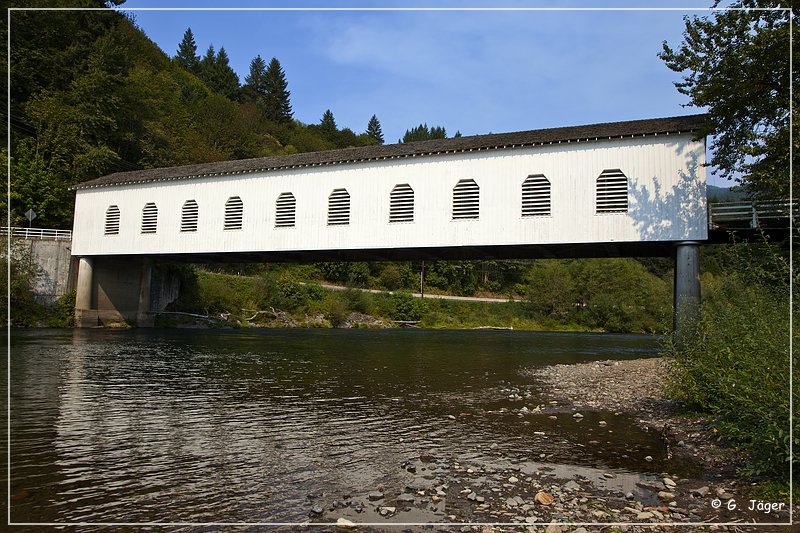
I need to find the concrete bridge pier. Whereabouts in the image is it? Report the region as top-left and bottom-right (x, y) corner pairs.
(673, 241), (701, 350)
(74, 255), (156, 327)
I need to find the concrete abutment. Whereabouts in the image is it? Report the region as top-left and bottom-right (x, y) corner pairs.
(74, 256), (177, 327)
(673, 241), (701, 350)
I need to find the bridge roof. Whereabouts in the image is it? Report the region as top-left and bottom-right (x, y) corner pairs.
(73, 113), (708, 190)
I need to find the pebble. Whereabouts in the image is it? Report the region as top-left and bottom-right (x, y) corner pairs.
(311, 504), (323, 514)
(447, 414), (456, 420)
(691, 486), (710, 497)
(602, 472), (616, 479)
(598, 420), (607, 426)
(336, 518), (356, 529)
(544, 525), (562, 533)
(563, 480), (581, 491)
(658, 491), (675, 500)
(663, 477), (677, 488)
(378, 506), (396, 516)
(368, 491), (384, 501)
(508, 476), (519, 483)
(625, 491), (635, 500)
(644, 455), (653, 462)
(637, 511), (654, 520)
(397, 493), (415, 503)
(572, 412), (584, 419)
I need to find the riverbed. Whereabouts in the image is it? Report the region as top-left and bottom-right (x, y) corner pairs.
(4, 328), (778, 528)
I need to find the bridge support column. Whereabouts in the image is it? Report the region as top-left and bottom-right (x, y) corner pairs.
(673, 241), (701, 350)
(136, 257), (154, 327)
(74, 257), (98, 327)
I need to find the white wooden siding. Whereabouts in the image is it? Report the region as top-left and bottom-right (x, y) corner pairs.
(71, 134), (707, 256)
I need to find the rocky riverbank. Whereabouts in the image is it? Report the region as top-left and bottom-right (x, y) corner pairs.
(303, 357), (790, 531)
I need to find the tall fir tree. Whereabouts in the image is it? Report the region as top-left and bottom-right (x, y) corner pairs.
(242, 55), (267, 103)
(320, 109), (337, 133)
(175, 27), (199, 74)
(401, 123), (447, 143)
(263, 57), (293, 123)
(198, 45), (240, 101)
(366, 114), (384, 144)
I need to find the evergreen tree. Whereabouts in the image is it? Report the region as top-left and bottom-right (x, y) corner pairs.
(366, 114), (384, 144)
(242, 55), (267, 103)
(320, 109), (337, 133)
(263, 57), (293, 123)
(198, 45), (240, 100)
(401, 123), (447, 143)
(213, 47), (241, 100)
(175, 27), (199, 74)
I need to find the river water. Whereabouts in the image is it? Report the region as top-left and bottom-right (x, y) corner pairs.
(6, 328), (687, 525)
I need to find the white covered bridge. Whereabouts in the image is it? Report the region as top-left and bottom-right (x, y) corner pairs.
(70, 114), (708, 331)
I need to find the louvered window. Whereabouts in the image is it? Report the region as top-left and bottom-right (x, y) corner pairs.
(328, 188), (350, 226)
(275, 192), (296, 227)
(224, 196), (243, 230)
(596, 169), (628, 213)
(452, 179), (479, 219)
(389, 184), (414, 223)
(141, 203), (158, 234)
(522, 174), (551, 217)
(105, 205), (120, 235)
(181, 200), (198, 232)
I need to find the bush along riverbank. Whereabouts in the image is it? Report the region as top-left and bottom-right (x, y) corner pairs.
(159, 261), (671, 334)
(664, 239), (798, 506)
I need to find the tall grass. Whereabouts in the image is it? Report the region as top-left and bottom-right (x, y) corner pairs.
(666, 240), (797, 480)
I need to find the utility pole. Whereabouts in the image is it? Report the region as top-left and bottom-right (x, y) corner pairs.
(420, 259), (425, 298)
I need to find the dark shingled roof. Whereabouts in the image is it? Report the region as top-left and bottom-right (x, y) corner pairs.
(73, 113), (708, 190)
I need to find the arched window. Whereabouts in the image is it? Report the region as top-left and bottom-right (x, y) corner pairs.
(275, 192), (296, 227)
(522, 174), (551, 216)
(452, 179), (479, 219)
(328, 188), (350, 226)
(181, 200), (199, 232)
(224, 196), (244, 230)
(596, 169), (628, 213)
(389, 184), (414, 223)
(141, 203), (158, 234)
(105, 205), (120, 235)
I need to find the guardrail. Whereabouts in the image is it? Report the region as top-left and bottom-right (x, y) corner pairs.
(708, 200), (798, 229)
(0, 227), (73, 241)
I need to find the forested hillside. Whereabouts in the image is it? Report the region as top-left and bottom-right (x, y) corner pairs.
(4, 1), (389, 229)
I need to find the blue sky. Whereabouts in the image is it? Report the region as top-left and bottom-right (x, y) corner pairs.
(117, 1), (731, 186)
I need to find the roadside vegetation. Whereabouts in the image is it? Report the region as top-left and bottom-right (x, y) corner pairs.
(161, 257), (672, 333)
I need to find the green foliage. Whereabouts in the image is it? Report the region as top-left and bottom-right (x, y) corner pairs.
(659, 2), (797, 199)
(47, 291), (76, 328)
(401, 123), (447, 143)
(263, 57), (293, 123)
(174, 27), (200, 74)
(366, 114), (384, 144)
(242, 55), (268, 103)
(319, 109), (337, 133)
(666, 239), (796, 480)
(1, 237), (44, 327)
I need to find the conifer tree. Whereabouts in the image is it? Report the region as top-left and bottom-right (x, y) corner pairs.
(175, 27), (200, 74)
(198, 45), (240, 101)
(242, 55), (267, 103)
(401, 123), (447, 143)
(366, 114), (384, 144)
(263, 57), (293, 123)
(320, 109), (337, 133)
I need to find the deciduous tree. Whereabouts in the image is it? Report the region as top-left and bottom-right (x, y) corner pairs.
(659, 1), (797, 199)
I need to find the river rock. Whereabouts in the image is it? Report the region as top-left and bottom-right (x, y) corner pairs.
(311, 504), (324, 514)
(534, 491), (555, 505)
(657, 491), (675, 500)
(563, 480), (581, 491)
(644, 455), (653, 462)
(691, 486), (710, 497)
(637, 511), (654, 520)
(378, 506), (396, 516)
(663, 477), (677, 488)
(572, 412), (584, 419)
(625, 491), (635, 500)
(336, 518), (356, 529)
(368, 491), (384, 501)
(544, 524), (562, 533)
(397, 493), (415, 503)
(508, 476), (519, 483)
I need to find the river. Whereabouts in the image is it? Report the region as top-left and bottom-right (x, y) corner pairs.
(6, 328), (685, 525)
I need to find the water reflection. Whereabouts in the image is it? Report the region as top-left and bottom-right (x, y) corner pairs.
(10, 328), (671, 523)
